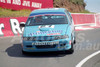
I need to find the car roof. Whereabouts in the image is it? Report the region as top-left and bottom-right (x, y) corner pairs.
(29, 8), (66, 17)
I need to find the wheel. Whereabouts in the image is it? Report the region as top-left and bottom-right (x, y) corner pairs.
(67, 48), (74, 54)
(64, 46), (74, 54)
(73, 39), (76, 44)
(67, 43), (74, 54)
(65, 36), (74, 54)
(73, 34), (76, 44)
(73, 30), (76, 44)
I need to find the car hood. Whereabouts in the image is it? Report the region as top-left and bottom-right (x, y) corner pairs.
(23, 24), (68, 37)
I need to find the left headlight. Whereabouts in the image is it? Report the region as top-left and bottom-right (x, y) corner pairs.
(54, 35), (69, 40)
(23, 37), (28, 41)
(23, 37), (37, 41)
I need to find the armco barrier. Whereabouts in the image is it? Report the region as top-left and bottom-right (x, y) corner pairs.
(0, 13), (99, 37)
(95, 14), (100, 26)
(0, 17), (27, 37)
(71, 13), (95, 26)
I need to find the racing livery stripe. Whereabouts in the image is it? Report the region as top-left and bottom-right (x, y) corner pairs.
(29, 12), (65, 17)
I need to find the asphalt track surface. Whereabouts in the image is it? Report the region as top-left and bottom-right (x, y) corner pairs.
(0, 28), (100, 67)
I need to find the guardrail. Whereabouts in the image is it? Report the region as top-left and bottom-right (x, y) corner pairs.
(0, 13), (100, 37)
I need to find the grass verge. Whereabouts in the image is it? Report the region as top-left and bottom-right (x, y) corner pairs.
(0, 8), (31, 17)
(0, 7), (92, 17)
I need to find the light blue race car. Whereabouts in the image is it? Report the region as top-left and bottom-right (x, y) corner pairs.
(20, 8), (76, 54)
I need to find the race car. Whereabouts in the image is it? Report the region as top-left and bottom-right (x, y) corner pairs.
(20, 8), (76, 54)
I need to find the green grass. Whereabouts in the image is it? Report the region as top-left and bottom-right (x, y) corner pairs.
(71, 10), (93, 13)
(0, 8), (31, 17)
(72, 10), (91, 13)
(80, 10), (91, 13)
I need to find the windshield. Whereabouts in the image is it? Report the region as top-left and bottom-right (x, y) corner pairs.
(26, 14), (68, 26)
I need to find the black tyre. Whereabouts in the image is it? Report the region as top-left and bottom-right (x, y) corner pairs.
(73, 30), (76, 44)
(67, 43), (74, 54)
(73, 39), (76, 44)
(65, 36), (74, 54)
(67, 47), (74, 54)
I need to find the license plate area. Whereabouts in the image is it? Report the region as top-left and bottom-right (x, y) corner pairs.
(32, 41), (59, 46)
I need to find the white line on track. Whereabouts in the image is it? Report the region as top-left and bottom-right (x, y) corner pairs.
(75, 26), (94, 30)
(0, 36), (21, 39)
(76, 50), (100, 67)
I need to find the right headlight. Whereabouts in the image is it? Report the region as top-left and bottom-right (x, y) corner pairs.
(62, 35), (69, 39)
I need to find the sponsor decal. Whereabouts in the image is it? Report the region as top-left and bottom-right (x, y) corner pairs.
(47, 33), (60, 35)
(10, 19), (22, 35)
(38, 25), (55, 29)
(28, 30), (63, 36)
(0, 0), (53, 10)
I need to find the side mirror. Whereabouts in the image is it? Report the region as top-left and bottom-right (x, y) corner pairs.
(20, 22), (25, 27)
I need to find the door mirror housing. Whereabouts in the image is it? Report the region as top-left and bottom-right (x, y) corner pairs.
(20, 22), (25, 27)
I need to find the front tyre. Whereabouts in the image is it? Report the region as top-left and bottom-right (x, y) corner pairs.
(67, 43), (74, 54)
(65, 36), (74, 54)
(73, 39), (76, 44)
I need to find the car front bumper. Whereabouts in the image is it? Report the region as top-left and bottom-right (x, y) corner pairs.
(22, 39), (71, 52)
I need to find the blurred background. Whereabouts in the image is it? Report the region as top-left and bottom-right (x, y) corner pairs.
(85, 0), (100, 13)
(0, 0), (100, 17)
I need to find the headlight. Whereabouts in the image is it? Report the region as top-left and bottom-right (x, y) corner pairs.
(62, 35), (69, 39)
(23, 37), (28, 41)
(23, 37), (37, 41)
(55, 35), (69, 40)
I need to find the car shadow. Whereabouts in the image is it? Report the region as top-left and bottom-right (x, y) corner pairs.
(5, 44), (72, 58)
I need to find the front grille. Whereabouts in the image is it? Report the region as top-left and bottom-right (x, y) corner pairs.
(26, 45), (32, 48)
(36, 45), (56, 49)
(25, 35), (66, 41)
(27, 36), (55, 41)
